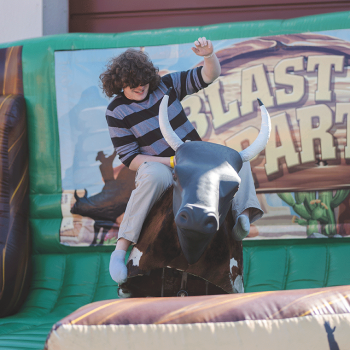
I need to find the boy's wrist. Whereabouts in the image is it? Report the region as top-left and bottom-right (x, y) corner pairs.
(203, 52), (215, 59)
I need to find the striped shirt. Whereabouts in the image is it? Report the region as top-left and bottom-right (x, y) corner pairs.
(106, 66), (209, 167)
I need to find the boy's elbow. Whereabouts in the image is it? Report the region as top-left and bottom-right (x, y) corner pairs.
(129, 155), (141, 171)
(203, 67), (221, 84)
(212, 66), (221, 81)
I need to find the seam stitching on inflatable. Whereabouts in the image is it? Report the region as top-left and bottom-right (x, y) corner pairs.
(324, 246), (330, 287)
(282, 246), (290, 290)
(49, 255), (67, 313)
(12, 232), (30, 312)
(90, 254), (101, 303)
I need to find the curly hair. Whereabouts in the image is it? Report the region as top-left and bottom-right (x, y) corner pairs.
(99, 49), (161, 98)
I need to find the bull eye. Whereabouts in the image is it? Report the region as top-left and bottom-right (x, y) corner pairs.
(172, 173), (177, 182)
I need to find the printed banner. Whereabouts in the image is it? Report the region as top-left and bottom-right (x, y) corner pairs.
(55, 30), (350, 245)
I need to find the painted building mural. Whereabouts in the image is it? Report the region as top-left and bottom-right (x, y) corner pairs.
(55, 30), (350, 246)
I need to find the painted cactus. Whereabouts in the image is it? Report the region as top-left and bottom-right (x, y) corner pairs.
(277, 190), (350, 237)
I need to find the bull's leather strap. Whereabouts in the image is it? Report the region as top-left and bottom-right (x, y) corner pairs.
(181, 272), (188, 290)
(161, 268), (165, 297)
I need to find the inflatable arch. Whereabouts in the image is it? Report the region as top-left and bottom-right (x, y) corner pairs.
(0, 10), (350, 350)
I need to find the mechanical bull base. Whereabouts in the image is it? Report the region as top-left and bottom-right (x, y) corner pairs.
(119, 94), (271, 297)
(122, 184), (243, 297)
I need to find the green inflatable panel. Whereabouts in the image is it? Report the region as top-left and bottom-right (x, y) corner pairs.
(0, 10), (350, 350)
(0, 253), (117, 349)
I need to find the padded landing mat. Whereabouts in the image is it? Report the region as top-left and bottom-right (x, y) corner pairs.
(46, 285), (350, 350)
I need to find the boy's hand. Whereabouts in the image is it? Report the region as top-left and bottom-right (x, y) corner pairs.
(192, 37), (213, 57)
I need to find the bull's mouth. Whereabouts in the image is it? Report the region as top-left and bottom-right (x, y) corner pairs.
(176, 227), (216, 265)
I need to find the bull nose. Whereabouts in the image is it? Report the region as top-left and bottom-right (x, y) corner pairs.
(177, 207), (191, 226)
(204, 216), (217, 233)
(175, 206), (218, 235)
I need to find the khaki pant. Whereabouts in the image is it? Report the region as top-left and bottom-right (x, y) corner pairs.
(118, 161), (263, 244)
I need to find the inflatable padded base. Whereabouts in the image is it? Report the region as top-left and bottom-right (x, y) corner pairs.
(46, 285), (350, 350)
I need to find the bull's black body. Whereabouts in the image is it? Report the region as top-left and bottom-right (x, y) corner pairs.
(122, 184), (243, 297)
(121, 140), (247, 296)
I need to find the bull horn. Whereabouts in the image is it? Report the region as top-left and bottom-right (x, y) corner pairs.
(74, 189), (88, 201)
(239, 99), (271, 162)
(159, 87), (184, 151)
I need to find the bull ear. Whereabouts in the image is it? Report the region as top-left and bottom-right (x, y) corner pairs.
(159, 87), (184, 151)
(84, 189), (88, 198)
(239, 99), (271, 162)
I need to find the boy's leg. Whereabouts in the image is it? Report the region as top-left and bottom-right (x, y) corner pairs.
(232, 162), (263, 241)
(109, 162), (173, 284)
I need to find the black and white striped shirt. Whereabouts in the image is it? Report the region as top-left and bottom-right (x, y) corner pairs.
(106, 66), (209, 167)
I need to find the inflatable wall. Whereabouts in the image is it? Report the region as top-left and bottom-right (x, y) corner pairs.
(6, 14), (348, 253)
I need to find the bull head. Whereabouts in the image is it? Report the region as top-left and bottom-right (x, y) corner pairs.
(159, 88), (271, 264)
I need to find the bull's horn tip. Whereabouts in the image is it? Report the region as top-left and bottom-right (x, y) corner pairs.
(166, 87), (173, 96)
(257, 98), (263, 106)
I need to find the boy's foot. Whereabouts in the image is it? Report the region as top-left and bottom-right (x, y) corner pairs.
(109, 250), (128, 284)
(232, 214), (250, 241)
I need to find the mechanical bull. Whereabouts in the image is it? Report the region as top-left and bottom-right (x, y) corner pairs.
(119, 89), (271, 298)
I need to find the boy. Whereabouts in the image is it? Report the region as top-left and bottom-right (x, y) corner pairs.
(100, 38), (262, 284)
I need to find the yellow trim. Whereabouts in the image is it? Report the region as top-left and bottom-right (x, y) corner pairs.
(97, 299), (150, 325)
(155, 291), (273, 324)
(1, 183), (28, 298)
(10, 164), (28, 204)
(0, 93), (16, 295)
(299, 293), (350, 317)
(71, 300), (124, 325)
(8, 129), (25, 153)
(0, 94), (12, 110)
(2, 47), (14, 95)
(1, 163), (27, 294)
(266, 290), (329, 320)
